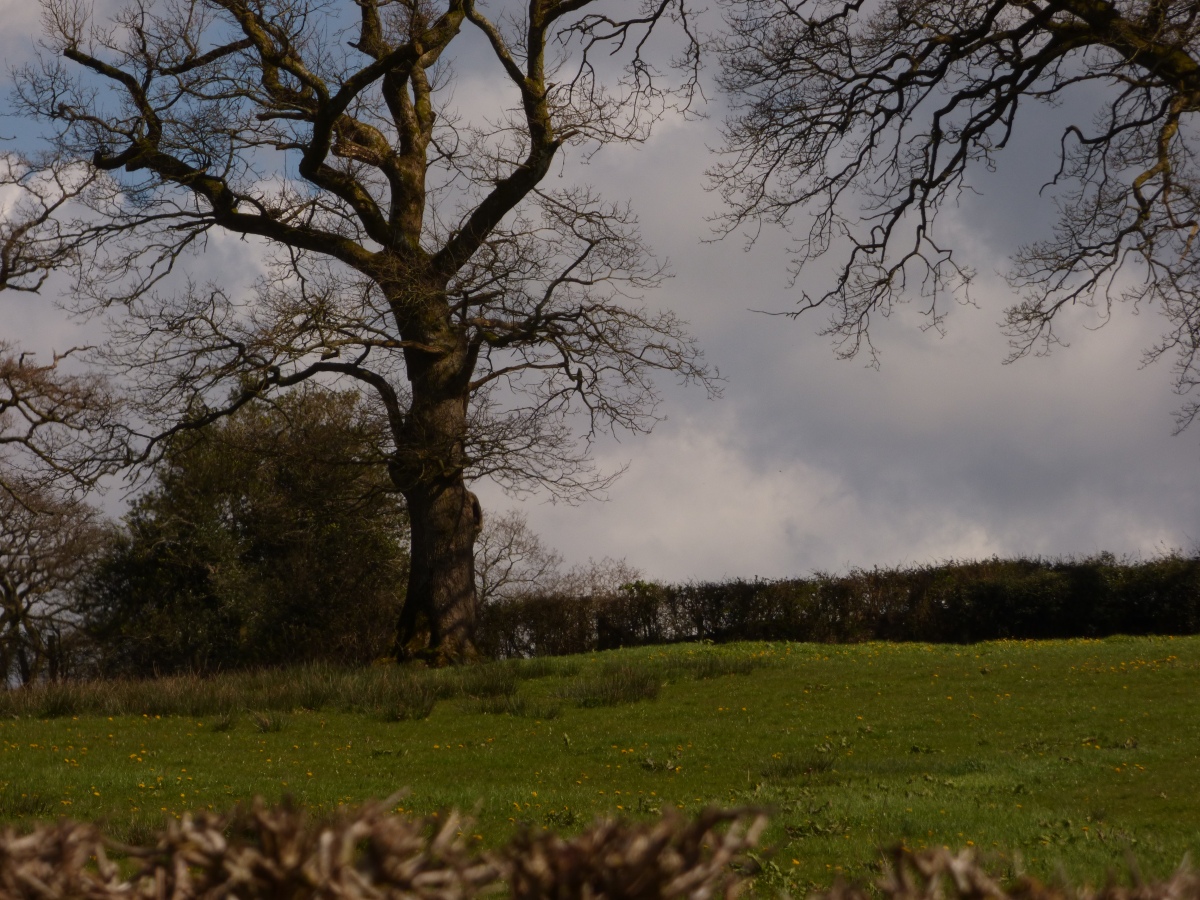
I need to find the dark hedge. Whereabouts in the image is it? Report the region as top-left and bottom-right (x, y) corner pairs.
(476, 554), (1200, 658)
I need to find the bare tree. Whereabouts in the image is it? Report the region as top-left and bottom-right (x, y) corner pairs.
(0, 153), (128, 500)
(1, 243), (124, 667)
(7, 0), (715, 662)
(550, 554), (642, 596)
(0, 342), (125, 502)
(714, 0), (1200, 421)
(475, 507), (640, 601)
(475, 509), (563, 605)
(0, 474), (108, 685)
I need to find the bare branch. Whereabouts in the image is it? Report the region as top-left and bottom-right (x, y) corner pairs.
(0, 343), (127, 500)
(714, 0), (1200, 406)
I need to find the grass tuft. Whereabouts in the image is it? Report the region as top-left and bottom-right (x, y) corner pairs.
(250, 711), (287, 733)
(513, 657), (582, 680)
(664, 652), (765, 682)
(210, 711), (238, 732)
(761, 752), (830, 781)
(477, 693), (561, 719)
(0, 791), (53, 819)
(561, 663), (661, 708)
(459, 664), (519, 699)
(377, 683), (437, 722)
(37, 683), (84, 719)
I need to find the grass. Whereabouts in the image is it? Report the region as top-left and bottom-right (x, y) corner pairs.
(0, 637), (1198, 895)
(560, 662), (663, 708)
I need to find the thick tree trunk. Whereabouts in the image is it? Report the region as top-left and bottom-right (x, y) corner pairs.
(396, 479), (482, 664)
(388, 280), (483, 665)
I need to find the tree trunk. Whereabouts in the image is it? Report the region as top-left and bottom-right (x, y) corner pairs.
(389, 283), (483, 665)
(396, 479), (482, 664)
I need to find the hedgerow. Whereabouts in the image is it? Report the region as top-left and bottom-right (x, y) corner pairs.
(478, 553), (1200, 657)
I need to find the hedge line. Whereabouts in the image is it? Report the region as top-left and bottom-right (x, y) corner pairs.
(477, 554), (1200, 658)
(8, 799), (1197, 900)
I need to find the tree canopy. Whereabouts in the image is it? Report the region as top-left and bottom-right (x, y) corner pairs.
(80, 388), (409, 675)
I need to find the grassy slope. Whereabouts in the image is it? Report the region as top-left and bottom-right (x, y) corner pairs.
(1, 636), (1197, 893)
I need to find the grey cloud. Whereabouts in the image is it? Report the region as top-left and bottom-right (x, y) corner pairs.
(482, 108), (1199, 580)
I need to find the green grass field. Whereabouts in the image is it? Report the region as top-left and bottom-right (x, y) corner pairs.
(2, 636), (1198, 894)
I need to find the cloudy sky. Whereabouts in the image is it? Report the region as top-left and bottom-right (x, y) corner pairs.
(3, 1), (1198, 582)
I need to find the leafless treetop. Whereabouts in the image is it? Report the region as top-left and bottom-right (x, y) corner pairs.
(716, 0), (1200, 423)
(6, 0), (714, 500)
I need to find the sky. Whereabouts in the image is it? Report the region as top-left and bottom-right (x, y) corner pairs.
(2, 0), (1198, 582)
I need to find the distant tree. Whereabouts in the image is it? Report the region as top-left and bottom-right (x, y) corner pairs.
(0, 153), (125, 497)
(0, 338), (119, 683)
(475, 510), (563, 606)
(715, 0), (1200, 424)
(550, 555), (643, 598)
(7, 0), (716, 663)
(475, 508), (640, 603)
(0, 342), (124, 502)
(79, 388), (408, 675)
(0, 475), (107, 685)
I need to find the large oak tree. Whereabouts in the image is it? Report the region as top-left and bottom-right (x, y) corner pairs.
(5, 0), (714, 662)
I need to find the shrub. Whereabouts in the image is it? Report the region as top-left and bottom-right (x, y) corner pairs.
(76, 389), (409, 677)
